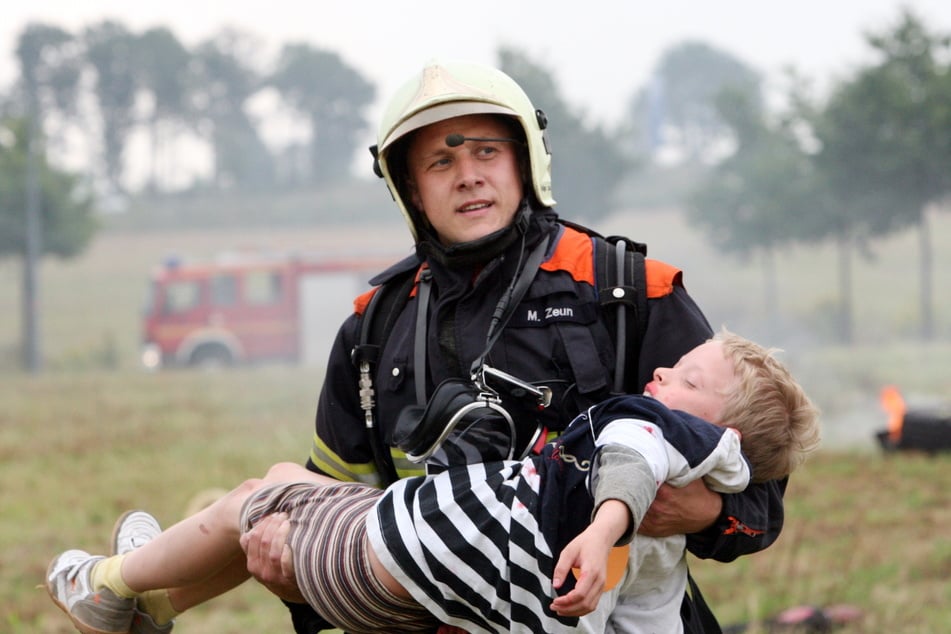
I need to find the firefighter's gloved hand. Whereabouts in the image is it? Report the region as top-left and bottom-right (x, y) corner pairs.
(241, 512), (306, 603)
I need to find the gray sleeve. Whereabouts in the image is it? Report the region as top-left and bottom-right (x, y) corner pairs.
(590, 444), (657, 545)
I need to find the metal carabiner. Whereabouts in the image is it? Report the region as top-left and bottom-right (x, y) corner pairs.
(478, 364), (552, 409)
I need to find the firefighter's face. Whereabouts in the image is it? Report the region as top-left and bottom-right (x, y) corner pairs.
(405, 114), (524, 246)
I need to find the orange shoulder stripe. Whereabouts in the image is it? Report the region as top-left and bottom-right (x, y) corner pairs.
(353, 264), (426, 316)
(353, 287), (376, 316)
(357, 240), (684, 314)
(539, 227), (684, 300)
(645, 259), (683, 299)
(540, 227), (595, 284)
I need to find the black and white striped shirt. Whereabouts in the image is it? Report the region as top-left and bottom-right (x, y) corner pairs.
(367, 395), (749, 633)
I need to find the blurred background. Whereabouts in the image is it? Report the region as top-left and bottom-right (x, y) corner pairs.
(2, 1), (950, 632)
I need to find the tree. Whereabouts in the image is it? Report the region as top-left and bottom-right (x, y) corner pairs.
(83, 20), (139, 195)
(14, 23), (83, 126)
(189, 29), (274, 190)
(269, 44), (374, 185)
(134, 27), (193, 192)
(815, 9), (951, 340)
(14, 22), (83, 371)
(0, 117), (97, 369)
(498, 47), (630, 221)
(0, 119), (97, 255)
(631, 41), (763, 162)
(688, 86), (843, 340)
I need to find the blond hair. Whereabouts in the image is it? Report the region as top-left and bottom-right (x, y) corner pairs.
(714, 329), (821, 483)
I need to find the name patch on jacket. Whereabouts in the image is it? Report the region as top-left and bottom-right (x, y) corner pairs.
(509, 299), (598, 327)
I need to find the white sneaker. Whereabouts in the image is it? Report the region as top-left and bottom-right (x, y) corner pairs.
(111, 510), (162, 555)
(111, 510), (174, 634)
(46, 549), (134, 634)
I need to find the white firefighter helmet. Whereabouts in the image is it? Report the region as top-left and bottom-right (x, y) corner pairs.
(372, 60), (555, 241)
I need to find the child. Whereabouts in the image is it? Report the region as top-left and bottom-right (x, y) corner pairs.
(46, 330), (820, 634)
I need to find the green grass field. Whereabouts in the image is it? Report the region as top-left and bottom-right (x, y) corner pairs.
(2, 207), (950, 632)
(3, 369), (949, 632)
(1, 368), (322, 633)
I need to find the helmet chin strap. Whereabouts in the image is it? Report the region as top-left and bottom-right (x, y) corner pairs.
(416, 199), (533, 268)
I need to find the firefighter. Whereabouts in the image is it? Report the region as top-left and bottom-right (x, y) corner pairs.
(244, 60), (787, 633)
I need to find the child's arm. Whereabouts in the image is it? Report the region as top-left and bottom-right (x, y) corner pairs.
(550, 499), (630, 616)
(550, 444), (659, 617)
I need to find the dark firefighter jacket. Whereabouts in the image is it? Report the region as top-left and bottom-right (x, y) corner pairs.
(288, 210), (785, 634)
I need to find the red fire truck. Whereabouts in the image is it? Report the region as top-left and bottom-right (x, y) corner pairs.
(140, 251), (394, 370)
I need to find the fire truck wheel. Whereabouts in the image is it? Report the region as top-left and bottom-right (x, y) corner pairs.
(189, 344), (233, 369)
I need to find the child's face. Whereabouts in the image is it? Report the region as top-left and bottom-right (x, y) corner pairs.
(644, 341), (737, 424)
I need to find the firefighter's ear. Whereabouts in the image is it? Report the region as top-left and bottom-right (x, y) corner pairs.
(406, 177), (423, 211)
(369, 145), (383, 178)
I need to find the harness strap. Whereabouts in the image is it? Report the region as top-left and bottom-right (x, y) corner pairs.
(597, 236), (648, 394)
(413, 269), (433, 406)
(351, 268), (418, 487)
(469, 234), (552, 378)
(684, 571), (723, 633)
(612, 239), (628, 393)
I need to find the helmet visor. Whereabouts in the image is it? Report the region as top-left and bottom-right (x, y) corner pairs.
(380, 101), (518, 152)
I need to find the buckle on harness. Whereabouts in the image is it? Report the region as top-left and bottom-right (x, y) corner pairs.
(392, 366), (551, 464)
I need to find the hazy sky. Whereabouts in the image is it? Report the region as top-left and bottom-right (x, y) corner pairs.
(5, 0), (951, 130)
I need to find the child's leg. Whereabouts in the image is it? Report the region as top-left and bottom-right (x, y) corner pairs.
(118, 478), (262, 592)
(149, 476), (332, 614)
(246, 480), (433, 632)
(163, 555), (252, 612)
(47, 463), (349, 633)
(121, 462), (332, 594)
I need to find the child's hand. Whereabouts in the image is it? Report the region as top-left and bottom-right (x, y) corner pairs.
(550, 499), (630, 617)
(549, 531), (609, 616)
